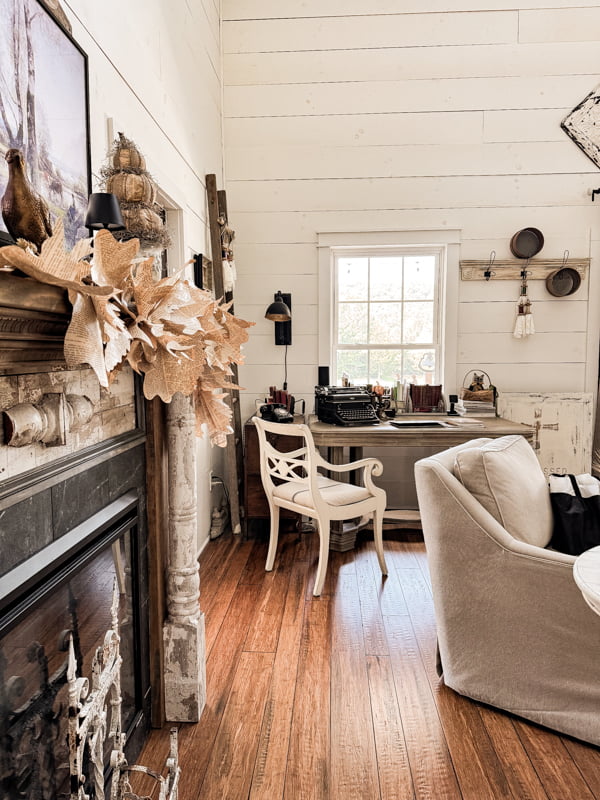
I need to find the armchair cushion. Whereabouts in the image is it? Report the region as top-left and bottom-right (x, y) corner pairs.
(273, 475), (371, 508)
(453, 434), (553, 548)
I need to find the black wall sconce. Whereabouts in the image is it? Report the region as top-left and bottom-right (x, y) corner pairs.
(265, 291), (292, 346)
(84, 192), (125, 232)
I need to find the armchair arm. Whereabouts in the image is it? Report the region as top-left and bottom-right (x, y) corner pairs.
(314, 451), (384, 492)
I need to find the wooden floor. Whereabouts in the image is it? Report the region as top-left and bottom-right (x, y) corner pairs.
(136, 528), (600, 800)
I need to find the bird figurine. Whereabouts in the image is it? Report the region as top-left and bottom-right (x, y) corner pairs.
(1, 148), (53, 252)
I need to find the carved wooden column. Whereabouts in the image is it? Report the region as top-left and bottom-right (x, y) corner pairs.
(163, 392), (206, 721)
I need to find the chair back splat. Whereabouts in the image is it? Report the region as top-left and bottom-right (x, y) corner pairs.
(252, 417), (388, 596)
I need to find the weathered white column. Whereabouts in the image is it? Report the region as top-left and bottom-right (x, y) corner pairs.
(163, 392), (206, 721)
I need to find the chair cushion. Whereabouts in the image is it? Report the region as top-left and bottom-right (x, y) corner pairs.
(273, 475), (371, 508)
(454, 435), (552, 548)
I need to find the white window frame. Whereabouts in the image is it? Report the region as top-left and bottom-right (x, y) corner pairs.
(318, 230), (460, 395)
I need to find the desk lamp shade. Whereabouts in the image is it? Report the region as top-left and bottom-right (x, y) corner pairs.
(265, 291), (292, 346)
(84, 192), (125, 231)
(265, 291), (291, 322)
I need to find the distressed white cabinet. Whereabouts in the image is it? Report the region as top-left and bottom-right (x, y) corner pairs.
(497, 392), (593, 477)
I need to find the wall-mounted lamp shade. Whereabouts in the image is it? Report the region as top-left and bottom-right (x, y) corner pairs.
(84, 192), (125, 231)
(265, 291), (292, 322)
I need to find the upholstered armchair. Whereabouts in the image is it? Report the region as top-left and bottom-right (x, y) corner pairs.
(414, 435), (600, 746)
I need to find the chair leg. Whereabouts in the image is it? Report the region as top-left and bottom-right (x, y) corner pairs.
(313, 517), (330, 597)
(373, 506), (388, 576)
(266, 505), (280, 571)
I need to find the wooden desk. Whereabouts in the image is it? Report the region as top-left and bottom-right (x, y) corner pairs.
(309, 414), (534, 548)
(573, 546), (600, 617)
(309, 414), (534, 452)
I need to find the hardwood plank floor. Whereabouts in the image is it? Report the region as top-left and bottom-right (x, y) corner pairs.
(136, 530), (600, 800)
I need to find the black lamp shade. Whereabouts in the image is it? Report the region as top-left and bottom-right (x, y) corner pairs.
(265, 291), (292, 322)
(84, 192), (125, 231)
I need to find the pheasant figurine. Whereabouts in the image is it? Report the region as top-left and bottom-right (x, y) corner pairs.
(1, 148), (53, 252)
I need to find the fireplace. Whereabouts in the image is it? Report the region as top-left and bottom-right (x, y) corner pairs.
(0, 491), (149, 799)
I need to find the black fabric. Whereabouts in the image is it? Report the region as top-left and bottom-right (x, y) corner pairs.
(550, 473), (600, 556)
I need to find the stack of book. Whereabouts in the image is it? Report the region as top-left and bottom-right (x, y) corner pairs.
(461, 398), (497, 417)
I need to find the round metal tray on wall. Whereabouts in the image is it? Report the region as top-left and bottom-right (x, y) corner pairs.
(546, 267), (582, 297)
(509, 227), (545, 259)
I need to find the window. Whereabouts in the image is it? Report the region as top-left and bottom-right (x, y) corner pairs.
(332, 247), (442, 387)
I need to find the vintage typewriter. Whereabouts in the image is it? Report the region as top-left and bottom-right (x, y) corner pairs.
(314, 386), (379, 426)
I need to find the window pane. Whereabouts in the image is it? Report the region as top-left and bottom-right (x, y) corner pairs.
(369, 303), (402, 343)
(404, 256), (435, 300)
(336, 349), (368, 385)
(338, 258), (368, 301)
(403, 349), (436, 384)
(370, 350), (402, 386)
(338, 303), (368, 344)
(403, 301), (434, 343)
(370, 257), (403, 300)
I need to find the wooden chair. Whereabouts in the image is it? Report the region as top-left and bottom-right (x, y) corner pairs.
(252, 416), (388, 596)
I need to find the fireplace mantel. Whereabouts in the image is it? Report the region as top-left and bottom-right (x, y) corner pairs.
(0, 272), (70, 366)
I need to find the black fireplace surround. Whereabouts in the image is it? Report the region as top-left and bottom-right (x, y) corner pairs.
(0, 433), (151, 799)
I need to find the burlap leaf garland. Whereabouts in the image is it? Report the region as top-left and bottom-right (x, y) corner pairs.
(0, 227), (253, 445)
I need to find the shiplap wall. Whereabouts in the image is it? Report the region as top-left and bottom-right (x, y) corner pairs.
(65, 0), (222, 550)
(222, 1), (600, 429)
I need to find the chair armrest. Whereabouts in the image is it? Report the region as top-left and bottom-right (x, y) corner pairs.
(314, 451), (383, 477)
(314, 452), (384, 493)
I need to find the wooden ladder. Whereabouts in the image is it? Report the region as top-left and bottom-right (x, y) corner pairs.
(206, 174), (244, 535)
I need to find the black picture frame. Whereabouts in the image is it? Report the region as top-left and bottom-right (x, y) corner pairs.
(0, 0), (91, 248)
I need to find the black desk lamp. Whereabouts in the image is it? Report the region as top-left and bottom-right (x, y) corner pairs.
(265, 291), (292, 346)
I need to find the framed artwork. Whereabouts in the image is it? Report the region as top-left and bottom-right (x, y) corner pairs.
(0, 0), (90, 248)
(561, 84), (600, 171)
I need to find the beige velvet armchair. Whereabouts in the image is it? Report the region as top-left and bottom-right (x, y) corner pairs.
(414, 435), (600, 746)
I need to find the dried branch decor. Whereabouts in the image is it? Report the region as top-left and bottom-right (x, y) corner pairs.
(0, 220), (253, 445)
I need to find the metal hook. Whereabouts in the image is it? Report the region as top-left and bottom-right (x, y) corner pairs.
(561, 249), (569, 268)
(484, 250), (496, 281)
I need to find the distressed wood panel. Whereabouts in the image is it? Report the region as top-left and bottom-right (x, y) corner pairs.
(222, 0), (600, 19)
(227, 174), (595, 213)
(520, 7), (600, 43)
(224, 41), (600, 85)
(497, 392), (594, 475)
(224, 76), (593, 118)
(223, 12), (518, 53)
(226, 142), (585, 181)
(0, 366), (137, 482)
(460, 258), (589, 281)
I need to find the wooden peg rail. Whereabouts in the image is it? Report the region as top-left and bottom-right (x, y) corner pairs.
(460, 258), (590, 281)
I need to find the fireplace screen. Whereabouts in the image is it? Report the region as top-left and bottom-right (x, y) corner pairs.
(0, 495), (144, 799)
